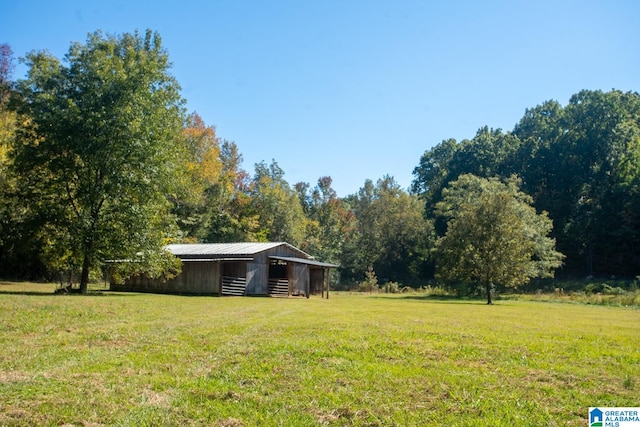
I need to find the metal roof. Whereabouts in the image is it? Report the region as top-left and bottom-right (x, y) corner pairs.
(178, 257), (253, 262)
(165, 242), (312, 259)
(269, 256), (339, 269)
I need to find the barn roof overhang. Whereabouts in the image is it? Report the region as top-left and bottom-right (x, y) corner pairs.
(269, 256), (339, 269)
(178, 257), (253, 262)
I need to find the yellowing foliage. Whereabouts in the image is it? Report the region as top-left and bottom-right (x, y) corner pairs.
(182, 112), (222, 187)
(0, 109), (16, 166)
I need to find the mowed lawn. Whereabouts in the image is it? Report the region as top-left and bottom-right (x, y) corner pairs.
(0, 283), (638, 426)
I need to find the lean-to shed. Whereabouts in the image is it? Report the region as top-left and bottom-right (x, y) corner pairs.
(110, 242), (338, 298)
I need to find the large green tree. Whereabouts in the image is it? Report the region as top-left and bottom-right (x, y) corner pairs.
(12, 30), (186, 291)
(0, 44), (48, 279)
(199, 140), (260, 242)
(295, 176), (356, 266)
(435, 174), (563, 303)
(171, 112), (223, 241)
(0, 43), (26, 277)
(414, 89), (640, 278)
(250, 160), (307, 245)
(412, 128), (522, 234)
(514, 90), (640, 276)
(343, 176), (432, 285)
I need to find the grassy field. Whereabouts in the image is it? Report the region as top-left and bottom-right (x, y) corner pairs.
(0, 282), (638, 426)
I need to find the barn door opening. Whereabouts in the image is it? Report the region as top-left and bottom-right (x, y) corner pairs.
(221, 261), (247, 296)
(268, 259), (289, 296)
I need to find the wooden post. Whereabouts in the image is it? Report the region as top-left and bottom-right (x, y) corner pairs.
(287, 262), (292, 297)
(326, 268), (330, 299)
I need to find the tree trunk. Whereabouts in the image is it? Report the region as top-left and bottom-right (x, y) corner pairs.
(485, 282), (493, 304)
(79, 254), (90, 294)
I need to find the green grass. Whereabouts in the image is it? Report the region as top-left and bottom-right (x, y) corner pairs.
(505, 289), (640, 308)
(0, 283), (638, 426)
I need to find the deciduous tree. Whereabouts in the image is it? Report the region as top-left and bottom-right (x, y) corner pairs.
(435, 174), (563, 303)
(12, 30), (186, 291)
(0, 43), (22, 276)
(172, 112), (222, 241)
(250, 160), (306, 245)
(344, 176), (432, 285)
(196, 139), (261, 243)
(295, 176), (356, 266)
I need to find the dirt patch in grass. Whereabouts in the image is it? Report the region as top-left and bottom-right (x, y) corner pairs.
(0, 370), (32, 384)
(140, 386), (174, 408)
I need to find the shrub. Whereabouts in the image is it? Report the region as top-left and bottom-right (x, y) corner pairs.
(602, 284), (626, 295)
(381, 281), (400, 294)
(585, 283), (604, 295)
(358, 268), (379, 293)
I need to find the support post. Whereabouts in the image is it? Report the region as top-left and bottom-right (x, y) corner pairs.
(326, 268), (330, 299)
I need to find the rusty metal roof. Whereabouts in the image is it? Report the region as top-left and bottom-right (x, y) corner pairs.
(165, 242), (312, 259)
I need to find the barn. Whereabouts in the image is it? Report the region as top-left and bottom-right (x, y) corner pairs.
(110, 242), (338, 298)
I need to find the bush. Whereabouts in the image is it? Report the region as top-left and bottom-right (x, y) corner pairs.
(381, 281), (400, 294)
(419, 285), (451, 296)
(585, 282), (626, 295)
(602, 284), (626, 295)
(358, 268), (379, 293)
(585, 283), (604, 295)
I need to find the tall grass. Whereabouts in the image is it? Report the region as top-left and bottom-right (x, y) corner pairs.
(0, 283), (638, 426)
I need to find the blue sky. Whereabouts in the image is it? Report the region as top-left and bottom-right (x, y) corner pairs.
(3, 1), (639, 196)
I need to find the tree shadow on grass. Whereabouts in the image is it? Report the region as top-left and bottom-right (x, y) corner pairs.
(0, 291), (158, 299)
(0, 283), (140, 297)
(0, 289), (115, 297)
(0, 290), (57, 296)
(370, 294), (509, 305)
(0, 286), (211, 298)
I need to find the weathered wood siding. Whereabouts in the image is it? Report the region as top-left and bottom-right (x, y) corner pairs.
(178, 262), (220, 294)
(246, 262), (266, 295)
(291, 263), (308, 296)
(113, 261), (220, 294)
(222, 261), (246, 278)
(245, 245), (307, 295)
(310, 268), (325, 295)
(271, 245), (308, 259)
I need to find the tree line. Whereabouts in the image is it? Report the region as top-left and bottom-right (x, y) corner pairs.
(0, 30), (637, 294)
(412, 90), (640, 279)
